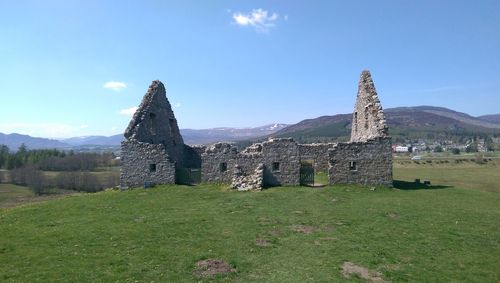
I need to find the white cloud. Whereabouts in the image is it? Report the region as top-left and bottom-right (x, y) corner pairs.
(232, 9), (279, 33)
(119, 106), (138, 116)
(174, 102), (181, 108)
(80, 124), (89, 129)
(103, 81), (127, 91)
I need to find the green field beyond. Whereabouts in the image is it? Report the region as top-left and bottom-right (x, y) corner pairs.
(1, 180), (499, 282)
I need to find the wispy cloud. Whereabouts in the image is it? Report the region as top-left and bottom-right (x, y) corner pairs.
(232, 9), (279, 33)
(174, 102), (181, 108)
(119, 106), (138, 116)
(104, 81), (127, 91)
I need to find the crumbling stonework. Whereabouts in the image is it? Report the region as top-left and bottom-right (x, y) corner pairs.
(350, 70), (388, 142)
(328, 137), (392, 186)
(121, 70), (393, 189)
(120, 139), (176, 188)
(231, 163), (264, 191)
(201, 143), (238, 184)
(124, 80), (185, 166)
(201, 138), (300, 187)
(120, 80), (184, 188)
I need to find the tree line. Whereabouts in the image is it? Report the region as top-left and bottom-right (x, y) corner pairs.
(0, 144), (120, 194)
(0, 144), (118, 170)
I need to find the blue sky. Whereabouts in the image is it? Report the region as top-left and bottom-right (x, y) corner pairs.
(0, 0), (499, 138)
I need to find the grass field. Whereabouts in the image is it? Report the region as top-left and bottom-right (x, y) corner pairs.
(1, 160), (499, 282)
(393, 157), (500, 192)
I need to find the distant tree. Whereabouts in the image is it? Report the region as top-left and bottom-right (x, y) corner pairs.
(485, 136), (495, 151)
(466, 144), (478, 153)
(450, 148), (460, 155)
(25, 167), (46, 195)
(434, 145), (443, 153)
(0, 145), (9, 168)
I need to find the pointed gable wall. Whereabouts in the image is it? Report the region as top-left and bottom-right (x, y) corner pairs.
(124, 80), (185, 166)
(350, 70), (388, 142)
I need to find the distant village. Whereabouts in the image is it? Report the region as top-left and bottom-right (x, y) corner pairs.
(392, 136), (498, 154)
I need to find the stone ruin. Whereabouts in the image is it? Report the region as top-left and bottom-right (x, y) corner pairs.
(120, 70), (393, 189)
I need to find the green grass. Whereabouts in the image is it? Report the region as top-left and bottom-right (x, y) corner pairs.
(1, 184), (499, 282)
(315, 171), (329, 185)
(0, 184), (35, 208)
(393, 158), (500, 192)
(0, 184), (75, 208)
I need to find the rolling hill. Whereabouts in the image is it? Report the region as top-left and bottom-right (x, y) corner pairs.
(0, 133), (70, 150)
(0, 124), (288, 150)
(1, 107), (499, 150)
(478, 114), (500, 124)
(272, 106), (500, 143)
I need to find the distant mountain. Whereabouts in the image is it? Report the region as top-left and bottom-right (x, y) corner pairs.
(272, 106), (500, 143)
(0, 124), (289, 150)
(271, 114), (352, 143)
(478, 114), (500, 124)
(0, 133), (69, 150)
(2, 107), (499, 150)
(390, 106), (500, 129)
(180, 124), (289, 145)
(59, 123), (288, 147)
(61, 135), (123, 146)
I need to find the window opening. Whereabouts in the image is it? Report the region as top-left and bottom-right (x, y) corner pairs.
(149, 113), (157, 135)
(149, 163), (157, 172)
(272, 162), (280, 172)
(219, 162), (227, 172)
(349, 161), (357, 171)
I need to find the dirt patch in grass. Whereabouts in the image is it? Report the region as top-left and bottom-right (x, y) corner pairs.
(255, 238), (271, 247)
(341, 261), (388, 283)
(290, 225), (318, 234)
(269, 229), (281, 237)
(385, 212), (399, 219)
(314, 237), (337, 246)
(1, 192), (75, 208)
(194, 259), (236, 278)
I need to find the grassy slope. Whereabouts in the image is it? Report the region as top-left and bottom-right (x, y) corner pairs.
(1, 183), (499, 282)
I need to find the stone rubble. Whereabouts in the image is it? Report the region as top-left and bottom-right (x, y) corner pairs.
(230, 163), (264, 191)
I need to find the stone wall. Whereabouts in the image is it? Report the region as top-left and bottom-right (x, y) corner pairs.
(299, 143), (336, 172)
(328, 137), (392, 186)
(201, 143), (238, 183)
(256, 138), (300, 186)
(120, 140), (176, 188)
(201, 138), (300, 187)
(183, 145), (205, 168)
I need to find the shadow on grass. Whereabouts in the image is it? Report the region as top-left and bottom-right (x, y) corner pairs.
(393, 180), (452, 190)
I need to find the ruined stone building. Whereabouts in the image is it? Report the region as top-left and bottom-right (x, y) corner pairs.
(120, 70), (392, 189)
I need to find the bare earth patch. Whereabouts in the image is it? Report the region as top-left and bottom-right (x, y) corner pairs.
(269, 229), (281, 237)
(0, 193), (75, 208)
(341, 262), (389, 283)
(255, 238), (271, 247)
(385, 212), (400, 219)
(194, 259), (236, 278)
(290, 225), (318, 234)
